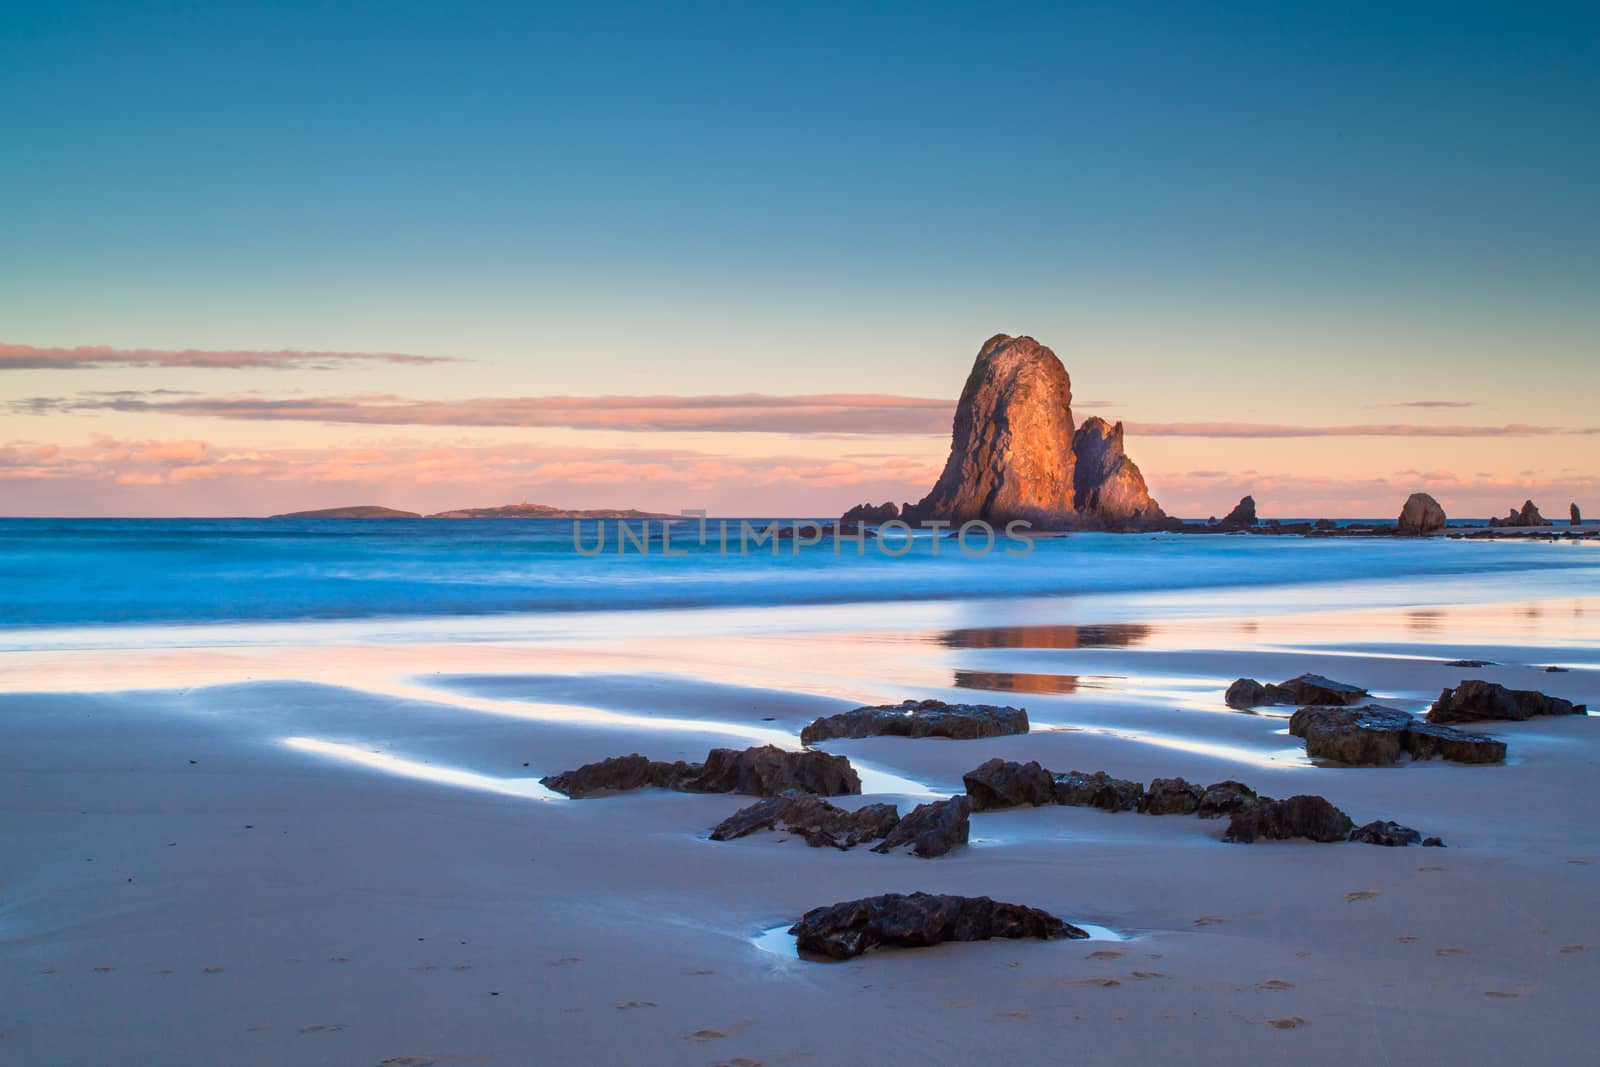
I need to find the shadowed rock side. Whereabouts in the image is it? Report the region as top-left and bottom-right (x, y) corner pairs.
(838, 501), (900, 525)
(788, 893), (1083, 960)
(1226, 673), (1370, 710)
(1574, 503), (1584, 526)
(1490, 500), (1546, 527)
(1398, 492), (1447, 534)
(871, 796), (972, 858)
(1427, 681), (1587, 723)
(1222, 795), (1354, 843)
(1218, 495), (1257, 530)
(902, 334), (1166, 529)
(709, 793), (899, 849)
(800, 699), (1028, 745)
(542, 745), (861, 798)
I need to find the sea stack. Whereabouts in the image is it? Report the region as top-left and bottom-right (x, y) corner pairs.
(1573, 503), (1583, 527)
(903, 334), (1165, 529)
(1219, 495), (1257, 530)
(1397, 492), (1446, 534)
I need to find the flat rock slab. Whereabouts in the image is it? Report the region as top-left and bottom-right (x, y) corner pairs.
(710, 793), (898, 849)
(1227, 673), (1370, 710)
(1348, 820), (1445, 847)
(1222, 795), (1355, 843)
(871, 796), (972, 858)
(543, 745), (861, 798)
(801, 699), (1028, 745)
(1428, 680), (1587, 724)
(788, 892), (1084, 960)
(1290, 705), (1505, 765)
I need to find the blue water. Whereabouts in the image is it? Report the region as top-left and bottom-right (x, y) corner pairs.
(0, 518), (1595, 629)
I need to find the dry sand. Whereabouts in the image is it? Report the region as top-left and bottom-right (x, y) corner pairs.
(2, 593), (1597, 1065)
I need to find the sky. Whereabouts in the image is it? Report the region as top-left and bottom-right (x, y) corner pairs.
(2, 1), (1597, 517)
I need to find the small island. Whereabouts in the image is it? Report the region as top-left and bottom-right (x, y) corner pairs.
(269, 505), (421, 519)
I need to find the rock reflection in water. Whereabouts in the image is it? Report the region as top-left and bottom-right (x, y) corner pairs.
(939, 623), (1153, 650)
(953, 669), (1084, 695)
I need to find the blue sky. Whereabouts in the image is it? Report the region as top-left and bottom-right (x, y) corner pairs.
(2, 2), (1597, 515)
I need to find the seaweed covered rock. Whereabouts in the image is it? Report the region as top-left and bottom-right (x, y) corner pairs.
(1052, 770), (1144, 812)
(1427, 680), (1587, 724)
(788, 892), (1083, 960)
(801, 699), (1028, 745)
(709, 793), (898, 849)
(962, 758), (1057, 811)
(1221, 795), (1355, 843)
(871, 796), (972, 858)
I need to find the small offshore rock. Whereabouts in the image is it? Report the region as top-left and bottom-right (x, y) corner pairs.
(1139, 777), (1205, 815)
(801, 699), (1029, 745)
(1222, 795), (1355, 843)
(962, 758), (1057, 811)
(788, 892), (1083, 960)
(1397, 492), (1447, 534)
(1427, 680), (1586, 724)
(1052, 770), (1144, 812)
(871, 796), (972, 858)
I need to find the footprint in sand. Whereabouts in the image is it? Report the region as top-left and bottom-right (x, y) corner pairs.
(1396, 936), (1420, 944)
(1345, 890), (1379, 903)
(328, 956), (351, 963)
(1268, 1017), (1306, 1030)
(615, 1001), (657, 1010)
(1558, 945), (1586, 954)
(1435, 948), (1468, 958)
(1086, 950), (1125, 960)
(414, 964), (438, 971)
(93, 966), (116, 973)
(1129, 971), (1167, 980)
(995, 1010), (1030, 1020)
(1257, 979), (1295, 991)
(1193, 916), (1226, 926)
(548, 956), (583, 966)
(710, 1059), (764, 1067)
(379, 1059), (436, 1066)
(299, 1024), (344, 1034)
(1566, 858), (1592, 866)
(1072, 977), (1121, 988)
(1006, 961), (1024, 968)
(451, 965), (472, 971)
(201, 967), (224, 974)
(685, 1029), (727, 1041)
(1484, 991), (1520, 999)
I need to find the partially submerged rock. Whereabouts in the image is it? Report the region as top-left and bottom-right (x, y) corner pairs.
(1052, 770), (1144, 811)
(1347, 820), (1444, 847)
(543, 745), (861, 798)
(710, 793), (898, 849)
(1222, 795), (1355, 843)
(1397, 492), (1446, 534)
(801, 699), (1028, 745)
(1489, 500), (1545, 528)
(962, 758), (1057, 811)
(871, 796), (972, 858)
(1139, 777), (1204, 815)
(839, 501), (900, 525)
(1226, 673), (1370, 709)
(788, 892), (1083, 960)
(1427, 680), (1586, 724)
(1289, 705), (1506, 765)
(1196, 780), (1260, 819)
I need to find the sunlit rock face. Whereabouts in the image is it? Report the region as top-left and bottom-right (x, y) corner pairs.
(904, 334), (1164, 529)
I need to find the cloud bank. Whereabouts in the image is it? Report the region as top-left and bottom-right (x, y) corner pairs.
(0, 342), (456, 370)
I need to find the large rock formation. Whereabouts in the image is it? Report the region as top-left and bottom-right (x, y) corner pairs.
(903, 335), (1165, 529)
(838, 501), (900, 525)
(1288, 705), (1506, 765)
(1219, 495), (1257, 530)
(1398, 492), (1446, 534)
(1427, 681), (1586, 724)
(1574, 503), (1584, 527)
(788, 893), (1082, 959)
(1226, 673), (1370, 709)
(1490, 500), (1545, 528)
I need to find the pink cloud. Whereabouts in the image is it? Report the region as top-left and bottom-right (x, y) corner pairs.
(0, 342), (456, 370)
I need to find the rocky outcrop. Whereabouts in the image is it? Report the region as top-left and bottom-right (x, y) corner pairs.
(1348, 820), (1444, 847)
(1397, 492), (1446, 534)
(709, 793), (898, 849)
(800, 699), (1028, 745)
(542, 745), (861, 798)
(1573, 503), (1584, 527)
(1052, 770), (1144, 811)
(1227, 673), (1370, 709)
(902, 334), (1165, 529)
(271, 505), (421, 519)
(1289, 705), (1506, 765)
(1490, 500), (1545, 528)
(1222, 795), (1355, 843)
(839, 501), (900, 525)
(1139, 777), (1205, 815)
(788, 893), (1083, 960)
(871, 796), (972, 858)
(961, 758), (1056, 811)
(1219, 495), (1257, 530)
(1427, 681), (1586, 724)
(1196, 780), (1260, 818)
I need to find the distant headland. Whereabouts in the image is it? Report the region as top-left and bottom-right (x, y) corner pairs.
(270, 502), (679, 520)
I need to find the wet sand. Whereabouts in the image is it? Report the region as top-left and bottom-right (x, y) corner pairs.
(2, 591), (1598, 1064)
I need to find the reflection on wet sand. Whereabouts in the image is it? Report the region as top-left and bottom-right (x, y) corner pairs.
(939, 623), (1153, 650)
(953, 669), (1089, 695)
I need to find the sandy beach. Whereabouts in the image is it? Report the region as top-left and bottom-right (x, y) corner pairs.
(3, 567), (1597, 1066)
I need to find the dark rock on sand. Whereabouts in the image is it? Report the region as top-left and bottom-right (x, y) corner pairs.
(962, 758), (1057, 811)
(1289, 705), (1506, 765)
(1444, 659), (1495, 668)
(1427, 680), (1586, 724)
(1196, 780), (1260, 819)
(801, 699), (1028, 745)
(1221, 795), (1355, 843)
(1139, 777), (1205, 815)
(871, 796), (972, 858)
(709, 793), (899, 849)
(1348, 820), (1431, 847)
(1225, 678), (1271, 710)
(1397, 492), (1447, 534)
(1402, 721), (1507, 764)
(540, 753), (700, 797)
(788, 892), (1083, 960)
(543, 745), (861, 798)
(1219, 495), (1257, 530)
(1052, 770), (1144, 811)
